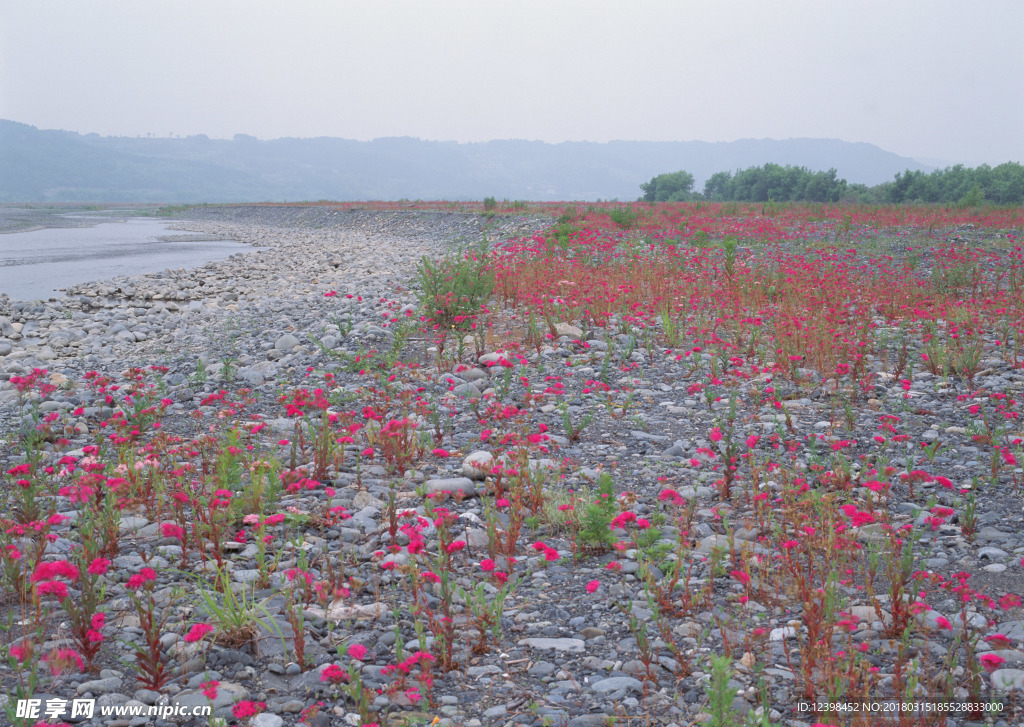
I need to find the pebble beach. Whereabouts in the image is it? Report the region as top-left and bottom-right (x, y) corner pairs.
(1, 205), (1023, 727)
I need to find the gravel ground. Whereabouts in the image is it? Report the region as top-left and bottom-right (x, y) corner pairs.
(0, 206), (1022, 727)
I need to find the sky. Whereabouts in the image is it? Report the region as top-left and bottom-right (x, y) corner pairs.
(2, 0), (1022, 166)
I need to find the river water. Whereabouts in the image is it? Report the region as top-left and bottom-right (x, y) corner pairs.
(0, 217), (251, 301)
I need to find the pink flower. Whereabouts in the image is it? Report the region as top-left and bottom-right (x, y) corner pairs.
(200, 680), (219, 700)
(709, 428), (723, 442)
(730, 569), (750, 585)
(480, 558), (496, 572)
(999, 594), (1022, 610)
(934, 616), (952, 630)
(980, 653), (1006, 672)
(986, 633), (1013, 649)
(161, 523), (186, 540)
(43, 648), (83, 675)
(184, 623), (214, 643)
(87, 557), (110, 575)
(585, 580), (600, 593)
(745, 435), (759, 448)
(320, 664), (348, 684)
(36, 581), (68, 599)
(126, 568), (158, 590)
(31, 560), (79, 583)
(445, 541), (467, 554)
(232, 701), (266, 719)
(348, 643), (368, 660)
(431, 448), (450, 457)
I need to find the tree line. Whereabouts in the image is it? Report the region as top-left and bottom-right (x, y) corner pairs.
(640, 162), (1024, 206)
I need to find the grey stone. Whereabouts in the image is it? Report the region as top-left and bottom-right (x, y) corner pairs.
(252, 714), (285, 727)
(522, 637), (586, 652)
(424, 477), (477, 497)
(76, 677), (122, 695)
(979, 547), (1009, 561)
(591, 676), (643, 693)
(997, 620), (1024, 642)
(991, 668), (1024, 692)
(461, 451), (494, 480)
(274, 333), (300, 350)
(528, 661), (556, 676)
(554, 322), (582, 338)
(172, 681), (248, 710)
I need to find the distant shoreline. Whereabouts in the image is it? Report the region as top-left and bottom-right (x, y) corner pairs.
(0, 206), (150, 234)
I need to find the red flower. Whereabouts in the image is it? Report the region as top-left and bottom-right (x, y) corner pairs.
(320, 664), (348, 684)
(200, 680), (219, 699)
(232, 701), (266, 719)
(126, 568), (158, 591)
(161, 523), (186, 540)
(31, 560), (79, 583)
(980, 653), (1006, 672)
(36, 581), (68, 599)
(44, 648), (83, 675)
(985, 633), (1013, 649)
(184, 623), (214, 643)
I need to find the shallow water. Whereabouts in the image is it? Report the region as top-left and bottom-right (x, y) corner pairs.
(0, 218), (250, 301)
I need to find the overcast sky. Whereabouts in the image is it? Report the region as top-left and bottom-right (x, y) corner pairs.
(2, 1), (1022, 166)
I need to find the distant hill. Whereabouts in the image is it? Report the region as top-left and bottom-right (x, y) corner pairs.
(0, 120), (932, 203)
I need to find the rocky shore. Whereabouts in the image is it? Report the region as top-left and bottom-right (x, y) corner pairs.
(1, 206), (1022, 726)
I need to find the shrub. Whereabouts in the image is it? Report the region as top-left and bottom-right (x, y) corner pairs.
(608, 207), (639, 228)
(415, 239), (495, 329)
(579, 473), (617, 550)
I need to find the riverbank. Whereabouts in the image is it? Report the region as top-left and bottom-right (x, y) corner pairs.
(1, 205), (1022, 726)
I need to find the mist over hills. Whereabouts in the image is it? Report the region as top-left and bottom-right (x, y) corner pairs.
(0, 120), (932, 203)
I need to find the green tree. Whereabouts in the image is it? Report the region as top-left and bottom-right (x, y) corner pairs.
(640, 170), (695, 202)
(702, 170), (733, 201)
